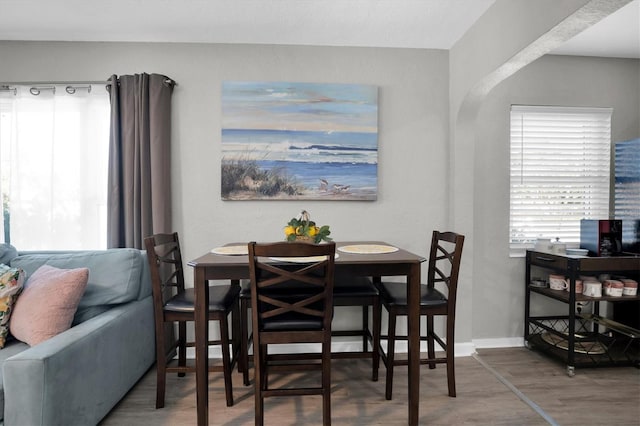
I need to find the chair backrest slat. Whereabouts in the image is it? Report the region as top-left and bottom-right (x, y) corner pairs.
(427, 231), (465, 313)
(248, 241), (336, 333)
(144, 232), (186, 309)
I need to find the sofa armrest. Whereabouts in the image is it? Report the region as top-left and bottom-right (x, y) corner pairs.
(2, 297), (155, 426)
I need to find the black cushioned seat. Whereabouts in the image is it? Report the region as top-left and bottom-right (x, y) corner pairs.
(376, 281), (447, 308)
(166, 286), (241, 313)
(262, 312), (324, 331)
(333, 275), (379, 297)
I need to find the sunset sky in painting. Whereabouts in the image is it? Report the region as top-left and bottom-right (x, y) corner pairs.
(221, 81), (378, 133)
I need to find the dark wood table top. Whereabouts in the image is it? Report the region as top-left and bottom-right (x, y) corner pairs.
(189, 240), (426, 268)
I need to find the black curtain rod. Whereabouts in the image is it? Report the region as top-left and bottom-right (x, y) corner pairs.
(0, 80), (109, 86)
(107, 75), (177, 87)
(1, 77), (177, 87)
(0, 81), (110, 96)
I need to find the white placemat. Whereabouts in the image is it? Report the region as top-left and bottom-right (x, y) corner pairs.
(338, 244), (399, 254)
(270, 253), (339, 263)
(210, 245), (248, 256)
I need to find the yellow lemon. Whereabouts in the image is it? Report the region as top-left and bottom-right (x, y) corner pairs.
(284, 226), (296, 236)
(308, 226), (318, 237)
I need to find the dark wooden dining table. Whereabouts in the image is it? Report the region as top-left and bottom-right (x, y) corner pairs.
(188, 241), (426, 425)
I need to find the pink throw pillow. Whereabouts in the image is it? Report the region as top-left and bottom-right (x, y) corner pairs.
(10, 265), (89, 346)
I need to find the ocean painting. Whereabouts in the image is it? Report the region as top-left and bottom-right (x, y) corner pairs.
(221, 81), (378, 200)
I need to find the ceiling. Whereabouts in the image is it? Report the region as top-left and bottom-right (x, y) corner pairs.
(0, 0), (638, 58)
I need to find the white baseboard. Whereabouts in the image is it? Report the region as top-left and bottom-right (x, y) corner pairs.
(472, 337), (525, 349)
(455, 342), (477, 357)
(185, 337), (524, 359)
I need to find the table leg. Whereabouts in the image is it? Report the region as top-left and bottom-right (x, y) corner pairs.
(194, 268), (209, 426)
(407, 263), (421, 425)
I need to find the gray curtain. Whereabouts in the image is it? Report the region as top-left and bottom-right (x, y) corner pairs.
(107, 73), (174, 249)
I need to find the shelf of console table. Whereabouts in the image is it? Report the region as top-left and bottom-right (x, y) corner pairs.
(524, 250), (640, 376)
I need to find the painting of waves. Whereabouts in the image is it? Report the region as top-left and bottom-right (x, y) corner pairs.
(221, 81), (378, 200)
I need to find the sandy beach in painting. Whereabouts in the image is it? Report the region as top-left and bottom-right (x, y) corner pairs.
(227, 188), (376, 201)
(226, 181), (377, 200)
(221, 130), (378, 200)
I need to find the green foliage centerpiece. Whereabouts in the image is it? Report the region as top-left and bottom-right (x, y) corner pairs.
(284, 210), (332, 244)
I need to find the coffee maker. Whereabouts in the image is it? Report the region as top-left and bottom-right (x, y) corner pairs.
(580, 219), (622, 257)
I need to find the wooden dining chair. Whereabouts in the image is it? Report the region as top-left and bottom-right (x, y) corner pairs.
(375, 230), (464, 400)
(239, 267), (381, 387)
(144, 232), (241, 408)
(248, 241), (336, 426)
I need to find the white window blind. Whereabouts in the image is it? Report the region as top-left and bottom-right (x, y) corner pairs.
(509, 105), (612, 256)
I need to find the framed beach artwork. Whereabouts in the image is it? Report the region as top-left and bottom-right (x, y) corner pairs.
(221, 81), (378, 201)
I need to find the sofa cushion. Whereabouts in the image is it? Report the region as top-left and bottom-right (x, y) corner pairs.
(0, 265), (26, 348)
(10, 265), (88, 346)
(0, 340), (30, 420)
(10, 249), (145, 312)
(0, 244), (18, 265)
(71, 304), (112, 326)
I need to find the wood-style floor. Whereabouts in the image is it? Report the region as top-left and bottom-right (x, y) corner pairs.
(100, 347), (640, 425)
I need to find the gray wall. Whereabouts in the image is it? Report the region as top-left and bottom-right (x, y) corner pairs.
(447, 0), (604, 346)
(447, 0), (639, 347)
(473, 55), (640, 341)
(0, 40), (450, 334)
(0, 36), (638, 348)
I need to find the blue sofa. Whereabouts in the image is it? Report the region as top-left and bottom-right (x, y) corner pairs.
(0, 248), (155, 426)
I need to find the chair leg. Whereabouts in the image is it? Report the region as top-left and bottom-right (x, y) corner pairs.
(177, 321), (187, 377)
(371, 297), (381, 382)
(385, 309), (397, 400)
(231, 294), (241, 367)
(446, 315), (456, 397)
(361, 305), (369, 351)
(262, 343), (269, 391)
(322, 335), (332, 426)
(240, 298), (251, 386)
(155, 363), (166, 408)
(254, 343), (266, 426)
(220, 314), (234, 407)
(426, 315), (436, 369)
(155, 324), (168, 409)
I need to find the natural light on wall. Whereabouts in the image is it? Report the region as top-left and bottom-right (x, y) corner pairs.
(0, 84), (110, 250)
(509, 105), (612, 257)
